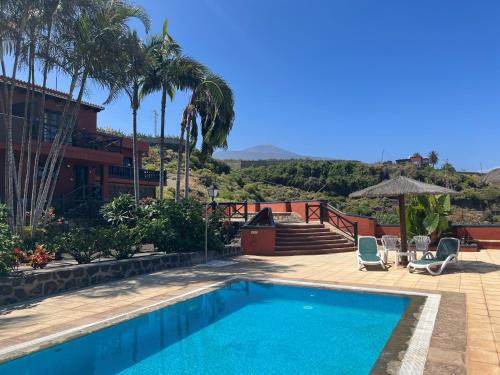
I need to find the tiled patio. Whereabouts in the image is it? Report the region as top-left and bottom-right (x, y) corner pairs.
(1, 249), (499, 374)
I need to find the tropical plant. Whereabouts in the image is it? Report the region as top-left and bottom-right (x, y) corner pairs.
(106, 224), (143, 260)
(180, 73), (235, 200)
(28, 244), (52, 269)
(106, 27), (151, 206)
(141, 19), (207, 201)
(139, 198), (223, 253)
(406, 195), (451, 240)
(428, 151), (439, 168)
(100, 194), (140, 227)
(61, 227), (111, 264)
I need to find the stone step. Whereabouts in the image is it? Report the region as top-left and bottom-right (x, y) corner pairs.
(274, 247), (357, 256)
(276, 238), (349, 246)
(276, 233), (345, 241)
(275, 242), (354, 251)
(276, 227), (333, 233)
(276, 223), (324, 229)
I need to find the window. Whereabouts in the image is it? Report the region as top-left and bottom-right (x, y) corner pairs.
(123, 157), (133, 168)
(37, 160), (58, 179)
(43, 111), (61, 143)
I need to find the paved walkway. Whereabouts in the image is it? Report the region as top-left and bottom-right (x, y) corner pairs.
(1, 250), (500, 374)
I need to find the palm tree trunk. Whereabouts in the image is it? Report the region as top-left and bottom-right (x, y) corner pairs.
(31, 74), (77, 231)
(3, 24), (26, 230)
(17, 44), (35, 231)
(184, 119), (191, 199)
(30, 10), (55, 230)
(175, 118), (186, 203)
(132, 82), (140, 206)
(32, 72), (86, 231)
(158, 86), (167, 200)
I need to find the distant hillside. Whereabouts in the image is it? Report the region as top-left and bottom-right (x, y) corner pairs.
(213, 144), (333, 161)
(142, 148), (500, 225)
(485, 168), (500, 185)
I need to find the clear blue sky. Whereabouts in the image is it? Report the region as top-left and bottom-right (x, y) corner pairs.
(11, 0), (500, 171)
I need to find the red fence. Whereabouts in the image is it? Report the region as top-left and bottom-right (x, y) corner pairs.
(224, 200), (500, 250)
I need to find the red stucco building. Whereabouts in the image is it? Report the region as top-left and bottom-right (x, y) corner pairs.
(0, 78), (161, 213)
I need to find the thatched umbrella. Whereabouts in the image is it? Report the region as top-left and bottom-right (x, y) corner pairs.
(349, 176), (457, 252)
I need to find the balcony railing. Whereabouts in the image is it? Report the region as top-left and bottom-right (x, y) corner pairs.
(109, 165), (164, 182)
(0, 114), (123, 153)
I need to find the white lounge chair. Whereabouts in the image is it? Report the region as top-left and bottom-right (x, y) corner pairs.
(357, 236), (386, 271)
(382, 235), (416, 266)
(409, 235), (431, 257)
(408, 237), (460, 276)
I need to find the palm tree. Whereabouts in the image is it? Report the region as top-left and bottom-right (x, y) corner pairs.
(35, 0), (150, 229)
(141, 20), (206, 200)
(106, 31), (150, 206)
(0, 0), (149, 234)
(196, 75), (235, 162)
(428, 150), (439, 168)
(179, 73), (235, 199)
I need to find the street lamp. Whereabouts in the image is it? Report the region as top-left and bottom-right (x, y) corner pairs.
(205, 185), (219, 263)
(207, 185), (219, 202)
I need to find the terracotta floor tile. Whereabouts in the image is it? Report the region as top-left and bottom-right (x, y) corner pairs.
(469, 348), (499, 365)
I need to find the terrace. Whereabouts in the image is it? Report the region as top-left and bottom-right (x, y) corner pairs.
(0, 250), (499, 374)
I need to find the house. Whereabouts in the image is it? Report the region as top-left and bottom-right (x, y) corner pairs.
(409, 155), (430, 167)
(0, 77), (161, 213)
(395, 155), (430, 168)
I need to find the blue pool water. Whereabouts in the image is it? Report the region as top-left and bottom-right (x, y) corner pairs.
(0, 281), (410, 375)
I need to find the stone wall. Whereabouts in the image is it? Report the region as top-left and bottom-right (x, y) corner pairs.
(0, 246), (241, 306)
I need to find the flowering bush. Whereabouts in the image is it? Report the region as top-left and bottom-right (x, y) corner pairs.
(29, 245), (52, 269)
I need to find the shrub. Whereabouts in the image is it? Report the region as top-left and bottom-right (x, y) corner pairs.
(61, 227), (111, 264)
(209, 207), (241, 244)
(106, 225), (143, 260)
(0, 251), (13, 276)
(101, 194), (140, 227)
(140, 199), (223, 253)
(29, 245), (53, 269)
(0, 204), (20, 276)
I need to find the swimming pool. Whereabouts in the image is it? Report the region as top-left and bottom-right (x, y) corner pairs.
(0, 280), (417, 374)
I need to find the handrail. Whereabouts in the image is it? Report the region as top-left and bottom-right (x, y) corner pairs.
(306, 202), (358, 243)
(108, 166), (165, 182)
(243, 207), (275, 228)
(211, 201), (249, 222)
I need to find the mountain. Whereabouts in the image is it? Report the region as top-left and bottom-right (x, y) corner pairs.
(213, 144), (332, 161)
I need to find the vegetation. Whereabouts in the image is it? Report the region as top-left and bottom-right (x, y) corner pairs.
(59, 227), (110, 264)
(406, 195), (451, 239)
(150, 154), (499, 225)
(1, 2), (235, 235)
(0, 0), (149, 234)
(140, 20), (235, 202)
(428, 151), (439, 167)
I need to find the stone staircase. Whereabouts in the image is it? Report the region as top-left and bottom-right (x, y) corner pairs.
(275, 223), (356, 256)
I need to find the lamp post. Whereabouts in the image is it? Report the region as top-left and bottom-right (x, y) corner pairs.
(205, 185), (219, 263)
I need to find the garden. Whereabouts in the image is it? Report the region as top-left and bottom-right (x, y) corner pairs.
(0, 194), (236, 277)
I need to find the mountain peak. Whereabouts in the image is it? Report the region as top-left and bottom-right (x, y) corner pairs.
(213, 144), (332, 161)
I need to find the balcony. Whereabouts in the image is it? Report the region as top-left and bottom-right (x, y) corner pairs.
(108, 165), (165, 183)
(0, 114), (123, 153)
